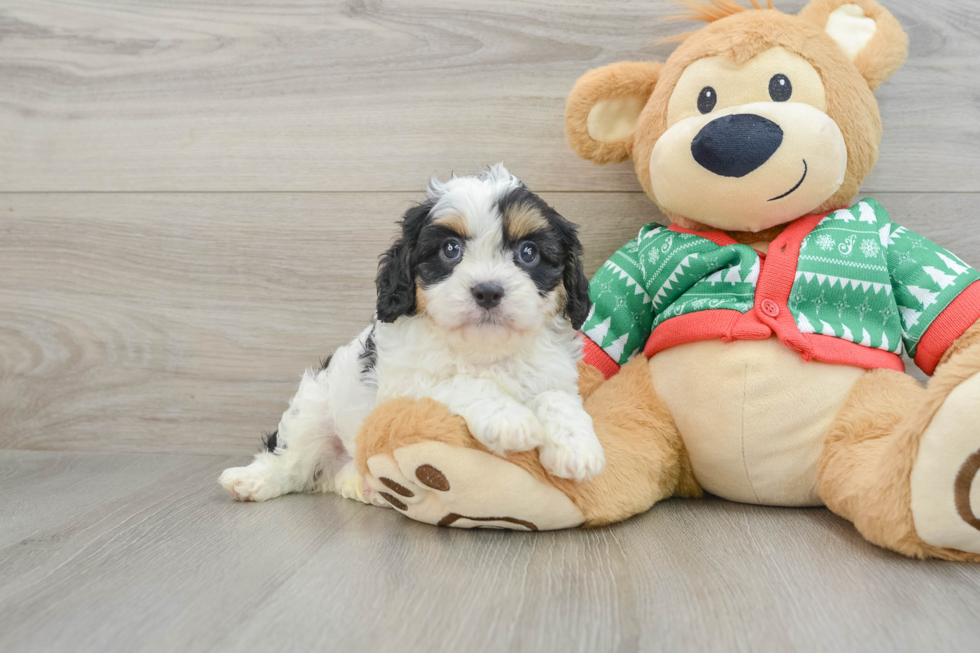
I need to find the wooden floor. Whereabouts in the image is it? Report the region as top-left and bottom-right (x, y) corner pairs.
(2, 450), (979, 653)
(2, 0), (980, 650)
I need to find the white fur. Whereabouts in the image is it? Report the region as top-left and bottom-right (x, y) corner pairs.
(219, 165), (605, 504)
(219, 325), (385, 505)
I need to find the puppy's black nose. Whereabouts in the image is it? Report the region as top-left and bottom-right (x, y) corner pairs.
(691, 114), (783, 178)
(472, 283), (504, 309)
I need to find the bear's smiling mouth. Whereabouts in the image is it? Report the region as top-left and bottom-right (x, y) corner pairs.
(768, 159), (808, 202)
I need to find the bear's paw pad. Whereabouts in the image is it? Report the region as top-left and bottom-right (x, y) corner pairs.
(364, 441), (584, 531)
(911, 371), (980, 554)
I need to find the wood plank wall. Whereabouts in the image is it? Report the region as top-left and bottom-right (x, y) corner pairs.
(2, 0), (978, 454)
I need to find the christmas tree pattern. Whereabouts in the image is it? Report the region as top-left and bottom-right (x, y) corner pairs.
(583, 224), (760, 364)
(791, 199), (979, 357)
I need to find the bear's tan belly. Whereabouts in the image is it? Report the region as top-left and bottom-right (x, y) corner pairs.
(649, 337), (865, 506)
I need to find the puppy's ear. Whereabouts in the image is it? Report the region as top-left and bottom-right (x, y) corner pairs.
(553, 215), (591, 331)
(376, 201), (431, 323)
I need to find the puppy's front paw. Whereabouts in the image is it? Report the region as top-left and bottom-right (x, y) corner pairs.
(465, 401), (544, 455)
(539, 419), (606, 482)
(333, 461), (383, 506)
(218, 464), (284, 502)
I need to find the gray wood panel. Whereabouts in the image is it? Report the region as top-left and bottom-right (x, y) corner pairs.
(2, 191), (976, 455)
(1, 450), (979, 653)
(1, 0), (978, 192)
(0, 191), (659, 454)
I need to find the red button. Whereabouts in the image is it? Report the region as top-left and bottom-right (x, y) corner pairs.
(761, 299), (780, 318)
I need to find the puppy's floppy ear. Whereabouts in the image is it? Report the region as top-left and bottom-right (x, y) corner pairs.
(799, 0), (908, 90)
(565, 61), (661, 165)
(376, 201), (431, 323)
(552, 214), (591, 331)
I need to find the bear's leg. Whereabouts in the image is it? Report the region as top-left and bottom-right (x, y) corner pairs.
(557, 355), (701, 526)
(355, 356), (696, 529)
(818, 346), (980, 561)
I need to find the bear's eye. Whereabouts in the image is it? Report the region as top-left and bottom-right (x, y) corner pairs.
(769, 74), (792, 102)
(697, 86), (717, 114)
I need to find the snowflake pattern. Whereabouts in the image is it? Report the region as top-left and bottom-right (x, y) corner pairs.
(593, 279), (613, 296)
(860, 239), (880, 258)
(816, 233), (835, 251)
(855, 296), (872, 322)
(878, 302), (895, 326)
(896, 251), (916, 265)
(812, 289), (828, 316)
(832, 296), (848, 318)
(788, 289), (804, 313)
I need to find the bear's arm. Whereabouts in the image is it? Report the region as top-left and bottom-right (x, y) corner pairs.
(881, 209), (980, 375)
(938, 318), (980, 369)
(578, 230), (658, 377)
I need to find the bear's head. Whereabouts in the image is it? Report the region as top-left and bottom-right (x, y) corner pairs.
(566, 0), (908, 237)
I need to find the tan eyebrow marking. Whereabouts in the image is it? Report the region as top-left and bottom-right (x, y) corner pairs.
(505, 204), (548, 241)
(432, 213), (470, 237)
(415, 281), (428, 313)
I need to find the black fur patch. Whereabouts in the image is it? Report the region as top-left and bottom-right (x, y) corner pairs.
(359, 325), (378, 383)
(498, 186), (592, 329)
(319, 354), (333, 371)
(262, 430), (279, 453)
(415, 223), (466, 288)
(376, 200), (435, 323)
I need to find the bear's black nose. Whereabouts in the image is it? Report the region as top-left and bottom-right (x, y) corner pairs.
(472, 283), (504, 309)
(691, 114), (783, 178)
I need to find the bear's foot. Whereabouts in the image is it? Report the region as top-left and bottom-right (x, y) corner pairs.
(911, 370), (980, 555)
(363, 441), (585, 531)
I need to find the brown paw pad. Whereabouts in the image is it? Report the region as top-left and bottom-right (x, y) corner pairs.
(415, 464), (450, 491)
(438, 513), (538, 531)
(378, 492), (407, 510)
(955, 448), (980, 530)
(379, 477), (414, 498)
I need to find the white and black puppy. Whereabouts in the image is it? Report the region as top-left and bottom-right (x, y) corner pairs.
(219, 164), (604, 505)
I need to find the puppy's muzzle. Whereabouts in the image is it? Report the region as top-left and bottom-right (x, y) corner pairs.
(471, 283), (504, 310)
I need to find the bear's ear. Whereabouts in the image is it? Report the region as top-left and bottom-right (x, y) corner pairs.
(799, 0), (908, 90)
(565, 61), (661, 165)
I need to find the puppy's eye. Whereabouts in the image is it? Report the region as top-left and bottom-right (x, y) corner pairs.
(517, 242), (539, 266)
(440, 238), (462, 263)
(697, 86), (717, 114)
(769, 74), (792, 102)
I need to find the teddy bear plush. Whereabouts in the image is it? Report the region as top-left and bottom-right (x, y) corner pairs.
(353, 0), (980, 561)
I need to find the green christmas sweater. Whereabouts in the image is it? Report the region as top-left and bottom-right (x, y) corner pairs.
(581, 199), (980, 376)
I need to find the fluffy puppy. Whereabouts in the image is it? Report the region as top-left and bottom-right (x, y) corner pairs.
(219, 164), (605, 505)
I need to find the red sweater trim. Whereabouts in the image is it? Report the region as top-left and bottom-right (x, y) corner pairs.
(643, 310), (905, 371)
(643, 309), (769, 356)
(914, 280), (980, 375)
(802, 334), (905, 372)
(647, 213), (905, 372)
(582, 335), (620, 379)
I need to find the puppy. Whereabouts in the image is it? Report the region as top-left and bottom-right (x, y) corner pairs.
(219, 164), (605, 505)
